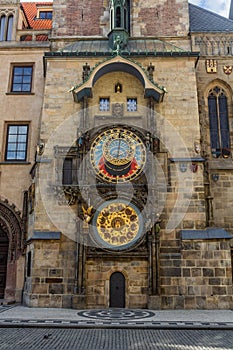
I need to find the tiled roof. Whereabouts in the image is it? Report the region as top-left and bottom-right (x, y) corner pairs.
(21, 2), (53, 30)
(189, 3), (233, 32)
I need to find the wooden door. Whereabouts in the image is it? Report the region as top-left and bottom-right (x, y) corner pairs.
(110, 272), (125, 308)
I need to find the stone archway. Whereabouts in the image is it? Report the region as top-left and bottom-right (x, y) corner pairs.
(0, 226), (9, 298)
(0, 198), (25, 301)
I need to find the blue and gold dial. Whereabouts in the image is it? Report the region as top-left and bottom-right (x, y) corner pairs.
(90, 127), (146, 182)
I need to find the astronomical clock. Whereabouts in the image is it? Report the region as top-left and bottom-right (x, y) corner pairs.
(86, 125), (151, 252)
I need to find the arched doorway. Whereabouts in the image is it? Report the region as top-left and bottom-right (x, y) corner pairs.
(0, 226), (9, 299)
(110, 271), (125, 308)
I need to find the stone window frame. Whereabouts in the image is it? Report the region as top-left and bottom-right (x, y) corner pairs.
(7, 63), (35, 95)
(204, 80), (232, 159)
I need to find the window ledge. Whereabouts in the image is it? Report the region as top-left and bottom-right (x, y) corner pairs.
(5, 92), (35, 96)
(0, 161), (31, 165)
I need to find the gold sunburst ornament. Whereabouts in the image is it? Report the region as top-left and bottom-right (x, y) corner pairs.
(92, 200), (143, 250)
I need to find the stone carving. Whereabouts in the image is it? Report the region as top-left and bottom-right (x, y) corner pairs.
(112, 103), (124, 117)
(0, 198), (24, 261)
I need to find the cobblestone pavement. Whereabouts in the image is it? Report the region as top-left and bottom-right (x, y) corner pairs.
(0, 328), (233, 350)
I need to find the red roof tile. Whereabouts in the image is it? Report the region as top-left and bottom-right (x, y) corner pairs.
(21, 2), (53, 30)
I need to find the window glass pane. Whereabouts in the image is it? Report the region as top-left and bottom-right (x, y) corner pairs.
(18, 134), (27, 142)
(7, 151), (16, 159)
(7, 15), (13, 41)
(0, 16), (6, 41)
(14, 67), (23, 75)
(23, 67), (32, 75)
(99, 98), (110, 111)
(18, 143), (26, 151)
(8, 135), (17, 142)
(18, 126), (28, 134)
(127, 98), (137, 111)
(17, 152), (26, 160)
(8, 126), (18, 134)
(63, 158), (73, 185)
(7, 143), (16, 151)
(22, 84), (31, 92)
(23, 75), (31, 84)
(13, 75), (23, 84)
(219, 94), (230, 149)
(208, 94), (219, 153)
(12, 84), (22, 92)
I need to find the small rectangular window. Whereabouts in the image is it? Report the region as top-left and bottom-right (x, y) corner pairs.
(62, 158), (73, 185)
(39, 11), (53, 19)
(11, 65), (33, 93)
(99, 98), (110, 111)
(27, 251), (32, 277)
(5, 124), (29, 161)
(127, 98), (137, 111)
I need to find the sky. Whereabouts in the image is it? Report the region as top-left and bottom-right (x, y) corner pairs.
(189, 0), (231, 18)
(19, 0), (231, 19)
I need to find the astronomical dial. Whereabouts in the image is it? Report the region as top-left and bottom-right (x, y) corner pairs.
(92, 200), (143, 250)
(90, 127), (146, 183)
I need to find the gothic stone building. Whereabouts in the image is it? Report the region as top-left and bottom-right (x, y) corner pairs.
(1, 0), (233, 309)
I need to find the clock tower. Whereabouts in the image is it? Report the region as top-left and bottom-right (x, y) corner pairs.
(23, 0), (233, 311)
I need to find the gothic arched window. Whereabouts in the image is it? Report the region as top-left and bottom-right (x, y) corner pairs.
(208, 86), (230, 158)
(0, 14), (14, 41)
(110, 0), (130, 33)
(6, 15), (13, 41)
(0, 15), (6, 41)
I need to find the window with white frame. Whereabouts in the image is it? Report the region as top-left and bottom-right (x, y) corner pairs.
(127, 98), (137, 112)
(5, 124), (29, 161)
(99, 98), (110, 111)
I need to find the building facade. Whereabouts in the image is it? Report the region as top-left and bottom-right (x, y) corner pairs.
(1, 0), (233, 309)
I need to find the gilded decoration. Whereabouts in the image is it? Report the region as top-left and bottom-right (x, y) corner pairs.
(92, 200), (143, 250)
(223, 65), (233, 75)
(206, 59), (217, 73)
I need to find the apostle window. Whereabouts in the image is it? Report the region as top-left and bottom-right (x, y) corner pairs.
(127, 98), (137, 112)
(5, 124), (29, 161)
(208, 86), (230, 158)
(99, 98), (110, 111)
(110, 0), (130, 33)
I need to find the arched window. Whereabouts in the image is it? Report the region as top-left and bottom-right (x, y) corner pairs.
(6, 15), (13, 41)
(0, 14), (14, 41)
(0, 15), (6, 41)
(110, 0), (130, 33)
(208, 86), (230, 157)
